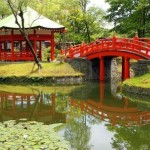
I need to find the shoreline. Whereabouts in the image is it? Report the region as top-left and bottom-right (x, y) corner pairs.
(0, 75), (85, 84)
(122, 73), (150, 96)
(122, 84), (150, 96)
(0, 62), (86, 84)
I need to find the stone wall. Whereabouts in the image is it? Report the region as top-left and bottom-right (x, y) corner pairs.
(130, 60), (150, 76)
(105, 58), (119, 78)
(68, 57), (119, 80)
(68, 58), (93, 80)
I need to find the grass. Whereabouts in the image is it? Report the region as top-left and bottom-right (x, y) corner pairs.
(123, 73), (150, 88)
(0, 62), (83, 77)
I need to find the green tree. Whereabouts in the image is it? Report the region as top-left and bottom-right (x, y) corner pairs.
(106, 0), (150, 37)
(64, 107), (92, 150)
(0, 0), (11, 18)
(33, 0), (107, 43)
(7, 0), (42, 68)
(109, 125), (150, 150)
(65, 0), (106, 43)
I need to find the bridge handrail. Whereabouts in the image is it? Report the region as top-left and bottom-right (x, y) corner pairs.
(65, 37), (150, 59)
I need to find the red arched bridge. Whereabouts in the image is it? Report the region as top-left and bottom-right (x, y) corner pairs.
(63, 36), (150, 80)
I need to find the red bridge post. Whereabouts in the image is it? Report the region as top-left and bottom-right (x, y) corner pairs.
(99, 57), (105, 81)
(122, 57), (130, 80)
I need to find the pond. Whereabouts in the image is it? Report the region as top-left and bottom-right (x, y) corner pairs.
(0, 79), (150, 150)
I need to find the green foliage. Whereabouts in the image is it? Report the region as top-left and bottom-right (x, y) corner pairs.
(110, 125), (150, 150)
(0, 1), (11, 18)
(27, 0), (108, 43)
(1, 0), (111, 45)
(43, 47), (50, 61)
(0, 0), (110, 44)
(106, 0), (150, 37)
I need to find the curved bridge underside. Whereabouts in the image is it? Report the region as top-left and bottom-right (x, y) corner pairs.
(86, 50), (147, 60)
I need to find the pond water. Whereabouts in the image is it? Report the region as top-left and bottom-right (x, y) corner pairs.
(0, 79), (150, 150)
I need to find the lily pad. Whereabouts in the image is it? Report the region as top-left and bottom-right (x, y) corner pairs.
(0, 120), (69, 149)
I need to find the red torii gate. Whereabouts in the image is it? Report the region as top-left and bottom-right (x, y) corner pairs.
(0, 7), (65, 61)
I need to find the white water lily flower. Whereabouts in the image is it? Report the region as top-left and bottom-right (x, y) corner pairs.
(23, 134), (28, 139)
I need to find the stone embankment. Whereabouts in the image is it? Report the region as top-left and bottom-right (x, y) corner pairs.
(122, 84), (150, 96)
(123, 60), (150, 96)
(130, 60), (150, 76)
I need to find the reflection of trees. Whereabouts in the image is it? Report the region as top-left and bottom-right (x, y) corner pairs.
(108, 124), (150, 150)
(64, 107), (92, 150)
(69, 82), (100, 101)
(29, 92), (42, 120)
(87, 114), (102, 125)
(55, 94), (70, 113)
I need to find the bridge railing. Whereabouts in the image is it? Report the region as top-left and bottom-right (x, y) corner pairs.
(115, 38), (150, 57)
(65, 36), (150, 59)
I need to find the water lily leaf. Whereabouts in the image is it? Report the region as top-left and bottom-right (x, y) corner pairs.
(33, 145), (41, 149)
(0, 120), (69, 149)
(0, 138), (6, 142)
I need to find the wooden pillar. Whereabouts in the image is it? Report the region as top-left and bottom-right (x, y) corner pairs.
(34, 29), (37, 54)
(0, 41), (1, 60)
(20, 41), (22, 50)
(122, 57), (130, 80)
(39, 41), (42, 60)
(126, 57), (130, 79)
(51, 31), (55, 61)
(99, 57), (105, 81)
(11, 29), (14, 61)
(122, 57), (125, 79)
(20, 41), (22, 57)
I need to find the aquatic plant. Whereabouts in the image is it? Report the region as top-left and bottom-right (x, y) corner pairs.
(0, 120), (69, 150)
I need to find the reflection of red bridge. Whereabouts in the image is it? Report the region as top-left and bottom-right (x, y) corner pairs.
(70, 98), (150, 126)
(65, 36), (150, 80)
(0, 92), (66, 124)
(1, 91), (150, 126)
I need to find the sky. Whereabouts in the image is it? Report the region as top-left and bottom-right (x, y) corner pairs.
(89, 0), (113, 29)
(90, 0), (110, 11)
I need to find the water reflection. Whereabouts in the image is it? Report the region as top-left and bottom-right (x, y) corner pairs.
(0, 91), (66, 124)
(0, 81), (150, 149)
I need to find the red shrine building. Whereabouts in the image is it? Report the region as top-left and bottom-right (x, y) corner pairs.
(0, 7), (65, 61)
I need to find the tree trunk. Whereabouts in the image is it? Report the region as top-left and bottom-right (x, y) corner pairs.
(84, 20), (91, 43)
(24, 33), (42, 69)
(7, 0), (42, 69)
